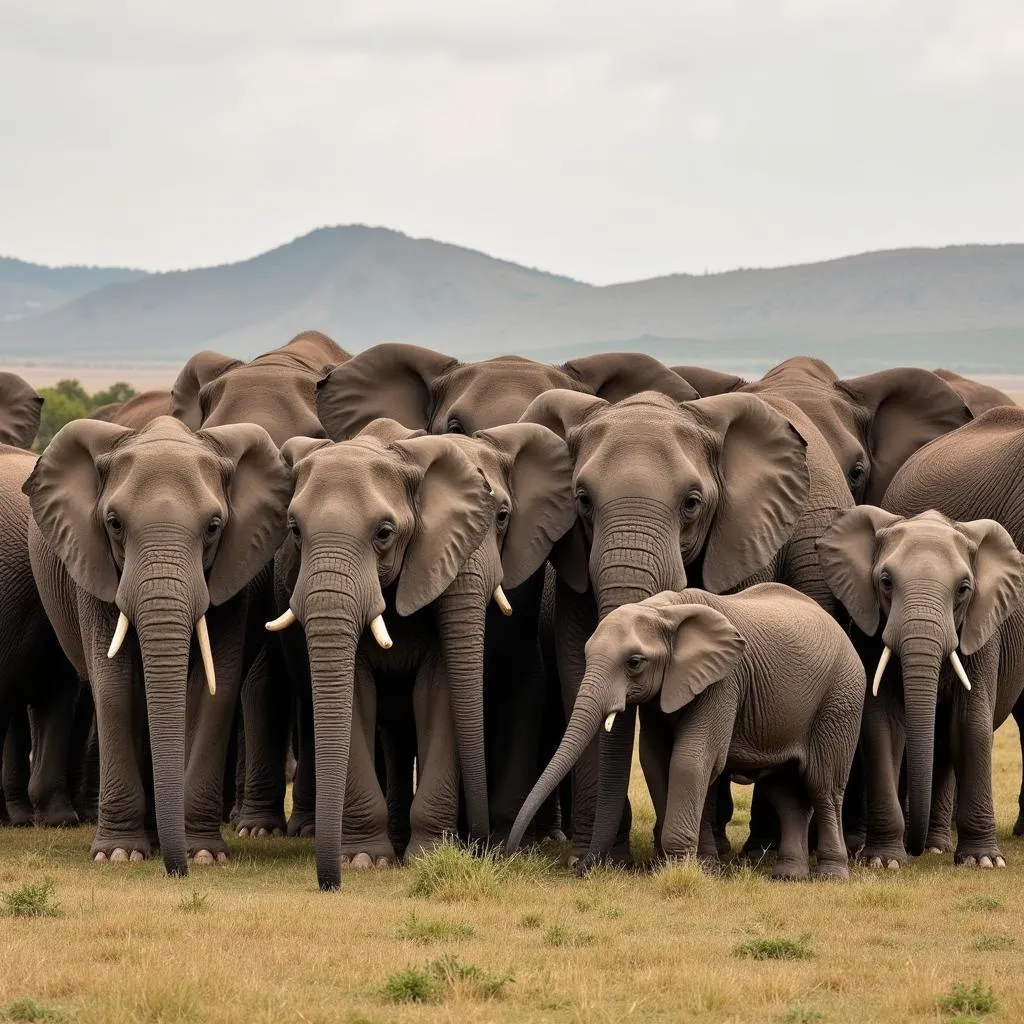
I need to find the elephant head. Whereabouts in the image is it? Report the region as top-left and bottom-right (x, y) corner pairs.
(674, 357), (972, 504)
(0, 372), (43, 449)
(506, 591), (746, 856)
(23, 415), (291, 876)
(270, 427), (497, 890)
(314, 343), (698, 439)
(172, 331), (347, 445)
(818, 507), (1024, 856)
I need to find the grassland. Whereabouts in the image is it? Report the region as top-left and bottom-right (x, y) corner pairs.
(2, 724), (1024, 1024)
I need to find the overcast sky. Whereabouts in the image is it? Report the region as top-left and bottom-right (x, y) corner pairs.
(1, 1), (1022, 284)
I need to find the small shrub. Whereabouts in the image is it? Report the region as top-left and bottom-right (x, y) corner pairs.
(543, 924), (595, 948)
(572, 895), (595, 913)
(782, 1003), (824, 1023)
(394, 911), (474, 943)
(519, 912), (542, 929)
(1, 880), (61, 918)
(971, 934), (1014, 952)
(604, 907), (624, 919)
(381, 968), (435, 1004)
(936, 981), (997, 1016)
(734, 934), (813, 961)
(177, 890), (209, 914)
(406, 839), (552, 902)
(958, 895), (1002, 912)
(4, 999), (65, 1022)
(428, 953), (513, 1001)
(655, 859), (706, 899)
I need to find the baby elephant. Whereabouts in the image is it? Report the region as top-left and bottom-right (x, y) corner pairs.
(507, 584), (865, 879)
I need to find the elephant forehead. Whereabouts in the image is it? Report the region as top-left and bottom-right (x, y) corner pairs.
(878, 517), (972, 568)
(442, 367), (576, 426)
(103, 443), (226, 506)
(590, 604), (662, 651)
(576, 412), (706, 471)
(297, 445), (409, 499)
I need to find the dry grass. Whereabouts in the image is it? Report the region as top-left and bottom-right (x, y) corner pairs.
(2, 723), (1024, 1023)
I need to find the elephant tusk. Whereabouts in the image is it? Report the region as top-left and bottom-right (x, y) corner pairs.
(493, 585), (513, 616)
(196, 616), (217, 696)
(107, 611), (130, 659)
(265, 607), (298, 632)
(950, 650), (972, 691)
(370, 614), (393, 650)
(604, 712), (617, 733)
(872, 645), (892, 697)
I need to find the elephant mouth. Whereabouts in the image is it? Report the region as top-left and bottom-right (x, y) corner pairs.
(107, 609), (218, 695)
(870, 644), (972, 696)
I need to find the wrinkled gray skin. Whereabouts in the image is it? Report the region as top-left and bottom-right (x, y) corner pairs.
(0, 445), (82, 828)
(92, 390), (172, 429)
(0, 372), (43, 450)
(520, 388), (852, 861)
(173, 330), (349, 838)
(315, 344), (697, 843)
(508, 586), (865, 880)
(24, 416), (290, 874)
(819, 505), (1024, 868)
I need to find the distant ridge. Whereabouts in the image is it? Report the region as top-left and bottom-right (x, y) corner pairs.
(1, 227), (1022, 375)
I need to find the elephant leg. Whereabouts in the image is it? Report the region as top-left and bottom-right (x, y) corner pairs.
(408, 656), (459, 859)
(1013, 698), (1024, 837)
(860, 689), (908, 867)
(759, 773), (812, 880)
(380, 721), (414, 858)
(2, 708), (33, 826)
(698, 778), (724, 861)
(638, 703), (673, 860)
(841, 746), (867, 857)
(712, 775), (733, 857)
(925, 707), (956, 855)
(804, 761), (849, 880)
(340, 666), (394, 865)
(739, 781), (781, 859)
(284, 635), (316, 838)
(67, 684), (98, 825)
(950, 695), (1002, 866)
(28, 678), (80, 827)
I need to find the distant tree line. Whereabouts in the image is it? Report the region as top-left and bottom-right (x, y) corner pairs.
(36, 380), (137, 450)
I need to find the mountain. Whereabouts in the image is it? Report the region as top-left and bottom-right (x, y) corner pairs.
(1, 227), (1023, 376)
(0, 257), (148, 323)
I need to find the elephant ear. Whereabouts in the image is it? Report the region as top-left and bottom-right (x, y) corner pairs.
(315, 343), (457, 441)
(934, 368), (1014, 416)
(694, 393), (810, 594)
(836, 368), (972, 506)
(171, 351), (244, 431)
(391, 435), (496, 616)
(816, 506), (902, 635)
(519, 388), (607, 440)
(562, 353), (699, 404)
(0, 373), (43, 449)
(655, 601), (746, 714)
(356, 417), (428, 444)
(22, 419), (132, 602)
(280, 436), (333, 468)
(199, 424), (293, 605)
(957, 519), (1024, 655)
(670, 366), (747, 398)
(475, 423), (576, 588)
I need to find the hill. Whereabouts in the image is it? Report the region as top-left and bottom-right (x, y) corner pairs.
(1, 228), (1023, 375)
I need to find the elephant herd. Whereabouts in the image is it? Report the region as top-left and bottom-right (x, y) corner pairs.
(2, 335), (1023, 891)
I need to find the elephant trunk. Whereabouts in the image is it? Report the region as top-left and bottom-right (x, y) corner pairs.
(587, 703), (637, 861)
(506, 689), (605, 853)
(434, 548), (491, 844)
(899, 634), (942, 857)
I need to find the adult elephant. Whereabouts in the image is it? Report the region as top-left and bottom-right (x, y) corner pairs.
(24, 416), (291, 873)
(818, 506), (1024, 867)
(315, 344), (697, 842)
(0, 372), (43, 450)
(672, 357), (971, 504)
(520, 388), (852, 861)
(0, 445), (81, 828)
(933, 369), (1015, 416)
(92, 390), (172, 428)
(173, 330), (349, 837)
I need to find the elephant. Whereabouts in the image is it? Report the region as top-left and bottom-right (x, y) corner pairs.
(172, 329), (349, 837)
(933, 369), (1015, 416)
(315, 344), (698, 842)
(672, 356), (971, 504)
(818, 504), (1024, 868)
(24, 416), (291, 874)
(507, 586), (865, 879)
(0, 444), (82, 828)
(0, 372), (43, 449)
(519, 387), (852, 861)
(92, 390), (172, 428)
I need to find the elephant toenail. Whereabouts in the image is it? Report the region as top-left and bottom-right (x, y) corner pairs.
(979, 856), (993, 868)
(963, 856), (977, 867)
(868, 856), (882, 868)
(350, 853), (373, 869)
(130, 850), (145, 862)
(996, 856), (1007, 868)
(238, 827), (249, 838)
(216, 852), (229, 864)
(339, 855), (350, 866)
(375, 856), (390, 869)
(257, 828), (269, 837)
(111, 848), (129, 862)
(193, 850), (214, 865)
(886, 859), (899, 870)
(94, 851), (107, 862)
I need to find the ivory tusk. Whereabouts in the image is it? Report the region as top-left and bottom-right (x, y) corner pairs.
(195, 616), (216, 696)
(493, 585), (513, 616)
(604, 712), (617, 733)
(107, 612), (130, 659)
(265, 607), (297, 632)
(872, 645), (892, 697)
(370, 614), (393, 650)
(949, 650), (972, 691)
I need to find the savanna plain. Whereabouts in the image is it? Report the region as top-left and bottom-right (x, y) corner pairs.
(1, 723), (1022, 1024)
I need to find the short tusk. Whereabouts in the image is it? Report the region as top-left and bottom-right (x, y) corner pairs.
(265, 607), (297, 632)
(950, 650), (972, 691)
(107, 612), (130, 659)
(493, 585), (513, 616)
(196, 615), (216, 696)
(370, 614), (393, 650)
(604, 712), (617, 733)
(872, 645), (892, 697)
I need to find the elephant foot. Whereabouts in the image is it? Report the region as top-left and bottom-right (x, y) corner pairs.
(190, 849), (229, 865)
(925, 830), (954, 854)
(235, 802), (287, 838)
(860, 841), (907, 869)
(738, 835), (779, 862)
(713, 828), (732, 858)
(91, 836), (152, 863)
(287, 808), (315, 838)
(844, 830), (865, 859)
(35, 803), (80, 829)
(237, 825), (285, 838)
(4, 800), (34, 827)
(341, 852), (395, 870)
(813, 858), (850, 881)
(535, 827), (568, 844)
(770, 857), (810, 881)
(1014, 811), (1024, 837)
(955, 845), (1007, 868)
(866, 857), (901, 870)
(186, 833), (230, 860)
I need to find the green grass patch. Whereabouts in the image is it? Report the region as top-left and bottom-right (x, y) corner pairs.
(394, 911), (475, 943)
(1, 879), (62, 919)
(936, 981), (997, 1016)
(733, 934), (813, 961)
(177, 890), (210, 914)
(3, 999), (66, 1023)
(406, 838), (553, 902)
(970, 934), (1014, 952)
(957, 895), (1002, 912)
(380, 954), (513, 1004)
(380, 967), (435, 1004)
(781, 1003), (824, 1023)
(543, 923), (595, 948)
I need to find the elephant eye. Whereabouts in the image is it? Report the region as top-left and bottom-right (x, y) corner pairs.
(288, 517), (301, 542)
(957, 578), (972, 598)
(446, 418), (465, 435)
(575, 486), (593, 516)
(496, 505), (511, 529)
(105, 511), (124, 536)
(848, 463), (865, 485)
(373, 521), (397, 552)
(205, 516), (222, 539)
(681, 490), (703, 519)
(626, 654), (647, 674)
(878, 570), (893, 594)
